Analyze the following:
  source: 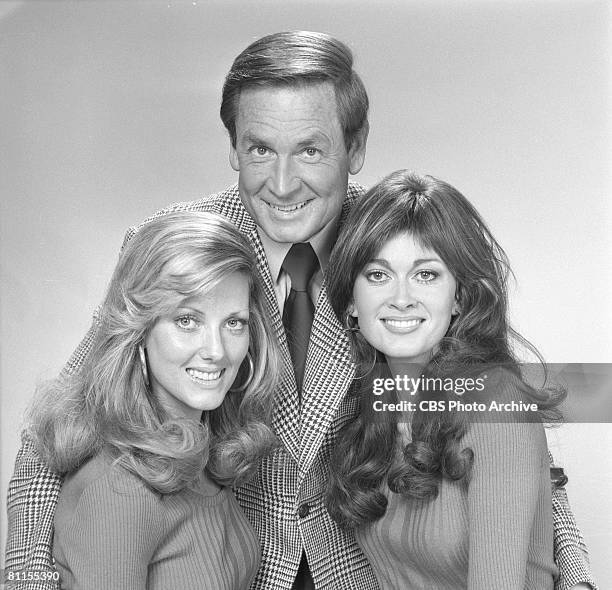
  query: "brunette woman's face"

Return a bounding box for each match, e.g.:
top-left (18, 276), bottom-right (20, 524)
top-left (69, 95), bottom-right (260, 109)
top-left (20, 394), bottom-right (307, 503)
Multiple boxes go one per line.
top-left (145, 273), bottom-right (250, 421)
top-left (350, 232), bottom-right (459, 367)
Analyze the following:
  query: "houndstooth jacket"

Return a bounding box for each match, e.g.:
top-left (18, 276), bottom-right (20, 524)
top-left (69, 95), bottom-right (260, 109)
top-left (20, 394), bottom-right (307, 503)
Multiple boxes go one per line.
top-left (6, 184), bottom-right (596, 590)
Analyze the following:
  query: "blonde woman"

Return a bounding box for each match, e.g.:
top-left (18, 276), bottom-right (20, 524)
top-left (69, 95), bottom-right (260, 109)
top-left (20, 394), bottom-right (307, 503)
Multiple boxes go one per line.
top-left (28, 212), bottom-right (280, 589)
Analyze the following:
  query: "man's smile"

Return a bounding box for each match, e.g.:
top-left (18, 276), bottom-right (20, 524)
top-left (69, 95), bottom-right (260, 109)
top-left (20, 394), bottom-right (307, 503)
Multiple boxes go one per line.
top-left (263, 198), bottom-right (314, 214)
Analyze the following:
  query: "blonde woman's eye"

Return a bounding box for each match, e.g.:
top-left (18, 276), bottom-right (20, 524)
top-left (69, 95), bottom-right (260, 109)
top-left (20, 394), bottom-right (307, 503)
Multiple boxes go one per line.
top-left (175, 315), bottom-right (197, 330)
top-left (226, 318), bottom-right (248, 331)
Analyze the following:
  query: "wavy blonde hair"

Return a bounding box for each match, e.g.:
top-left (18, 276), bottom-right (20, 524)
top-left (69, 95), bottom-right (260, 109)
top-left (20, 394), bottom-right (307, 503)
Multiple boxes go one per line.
top-left (29, 211), bottom-right (280, 493)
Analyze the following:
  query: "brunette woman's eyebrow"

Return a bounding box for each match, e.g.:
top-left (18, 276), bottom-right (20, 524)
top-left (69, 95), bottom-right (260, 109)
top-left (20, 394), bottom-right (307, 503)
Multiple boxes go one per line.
top-left (365, 257), bottom-right (442, 268)
top-left (365, 258), bottom-right (392, 269)
top-left (412, 258), bottom-right (442, 266)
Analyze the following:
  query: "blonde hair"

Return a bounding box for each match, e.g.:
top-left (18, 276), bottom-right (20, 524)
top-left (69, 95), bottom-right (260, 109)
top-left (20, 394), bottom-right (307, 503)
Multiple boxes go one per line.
top-left (29, 212), bottom-right (280, 493)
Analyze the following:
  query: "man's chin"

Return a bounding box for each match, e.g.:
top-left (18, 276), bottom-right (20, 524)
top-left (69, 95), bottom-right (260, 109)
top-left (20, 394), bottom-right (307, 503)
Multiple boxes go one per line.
top-left (263, 224), bottom-right (317, 244)
top-left (256, 209), bottom-right (321, 243)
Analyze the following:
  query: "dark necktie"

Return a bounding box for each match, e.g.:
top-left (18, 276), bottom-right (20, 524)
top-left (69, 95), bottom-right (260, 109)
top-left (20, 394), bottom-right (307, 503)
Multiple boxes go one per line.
top-left (281, 242), bottom-right (320, 394)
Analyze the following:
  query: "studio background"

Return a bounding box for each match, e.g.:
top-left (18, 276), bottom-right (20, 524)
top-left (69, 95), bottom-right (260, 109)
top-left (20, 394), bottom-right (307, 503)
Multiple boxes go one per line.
top-left (1, 0), bottom-right (610, 583)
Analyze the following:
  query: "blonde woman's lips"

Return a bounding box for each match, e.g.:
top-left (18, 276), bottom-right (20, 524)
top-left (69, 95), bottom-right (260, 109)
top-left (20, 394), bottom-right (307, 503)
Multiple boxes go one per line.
top-left (186, 368), bottom-right (225, 384)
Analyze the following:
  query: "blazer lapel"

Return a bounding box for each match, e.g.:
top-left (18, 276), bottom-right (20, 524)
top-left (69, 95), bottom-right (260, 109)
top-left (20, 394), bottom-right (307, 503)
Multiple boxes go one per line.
top-left (249, 229), bottom-right (301, 465)
top-left (212, 183), bottom-right (366, 472)
top-left (298, 282), bottom-right (355, 480)
top-left (216, 188), bottom-right (301, 464)
top-left (297, 183), bottom-right (364, 477)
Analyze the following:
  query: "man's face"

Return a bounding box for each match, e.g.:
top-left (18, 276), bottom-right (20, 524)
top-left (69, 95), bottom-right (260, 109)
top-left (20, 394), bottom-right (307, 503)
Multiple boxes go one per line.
top-left (230, 82), bottom-right (366, 243)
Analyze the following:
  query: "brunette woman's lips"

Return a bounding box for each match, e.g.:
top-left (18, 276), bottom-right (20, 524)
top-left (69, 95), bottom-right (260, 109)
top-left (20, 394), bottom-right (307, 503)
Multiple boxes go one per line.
top-left (381, 317), bottom-right (424, 334)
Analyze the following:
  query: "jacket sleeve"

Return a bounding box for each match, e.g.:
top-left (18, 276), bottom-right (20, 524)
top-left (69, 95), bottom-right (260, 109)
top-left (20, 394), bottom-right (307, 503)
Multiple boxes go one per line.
top-left (5, 224), bottom-right (132, 590)
top-left (551, 458), bottom-right (597, 590)
top-left (5, 434), bottom-right (63, 590)
top-left (4, 193), bottom-right (226, 590)
top-left (4, 302), bottom-right (104, 589)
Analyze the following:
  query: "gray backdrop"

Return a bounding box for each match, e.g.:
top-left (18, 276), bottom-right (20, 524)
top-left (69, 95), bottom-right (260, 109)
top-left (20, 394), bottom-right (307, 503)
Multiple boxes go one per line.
top-left (1, 0), bottom-right (610, 583)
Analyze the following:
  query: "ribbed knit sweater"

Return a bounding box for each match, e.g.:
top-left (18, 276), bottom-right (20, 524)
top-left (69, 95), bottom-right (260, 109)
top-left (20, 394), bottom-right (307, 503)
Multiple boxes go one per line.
top-left (355, 375), bottom-right (558, 589)
top-left (53, 454), bottom-right (259, 589)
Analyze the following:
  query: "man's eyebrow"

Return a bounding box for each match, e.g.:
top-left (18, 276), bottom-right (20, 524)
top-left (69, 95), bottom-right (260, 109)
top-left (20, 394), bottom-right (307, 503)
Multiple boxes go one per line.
top-left (295, 132), bottom-right (330, 147)
top-left (241, 131), bottom-right (266, 144)
top-left (240, 131), bottom-right (331, 147)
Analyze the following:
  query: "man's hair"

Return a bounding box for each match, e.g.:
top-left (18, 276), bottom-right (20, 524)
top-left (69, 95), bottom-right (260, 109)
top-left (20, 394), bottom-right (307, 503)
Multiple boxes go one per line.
top-left (220, 30), bottom-right (369, 150)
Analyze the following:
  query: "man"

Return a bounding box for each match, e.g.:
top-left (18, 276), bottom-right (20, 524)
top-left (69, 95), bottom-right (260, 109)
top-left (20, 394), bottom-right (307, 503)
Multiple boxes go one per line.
top-left (6, 31), bottom-right (595, 590)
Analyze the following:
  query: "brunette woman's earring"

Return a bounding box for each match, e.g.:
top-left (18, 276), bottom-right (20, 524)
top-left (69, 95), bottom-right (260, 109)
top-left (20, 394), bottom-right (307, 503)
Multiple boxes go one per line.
top-left (343, 311), bottom-right (376, 379)
top-left (452, 290), bottom-right (462, 316)
top-left (343, 312), bottom-right (360, 333)
top-left (232, 353), bottom-right (255, 392)
top-left (353, 346), bottom-right (377, 380)
top-left (139, 344), bottom-right (150, 389)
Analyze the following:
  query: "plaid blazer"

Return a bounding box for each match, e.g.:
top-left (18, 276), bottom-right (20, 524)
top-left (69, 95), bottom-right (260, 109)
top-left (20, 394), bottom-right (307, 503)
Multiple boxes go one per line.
top-left (5, 184), bottom-right (596, 590)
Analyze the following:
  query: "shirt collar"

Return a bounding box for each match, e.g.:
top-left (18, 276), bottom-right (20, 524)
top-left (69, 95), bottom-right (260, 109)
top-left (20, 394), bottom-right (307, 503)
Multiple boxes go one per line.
top-left (256, 217), bottom-right (339, 283)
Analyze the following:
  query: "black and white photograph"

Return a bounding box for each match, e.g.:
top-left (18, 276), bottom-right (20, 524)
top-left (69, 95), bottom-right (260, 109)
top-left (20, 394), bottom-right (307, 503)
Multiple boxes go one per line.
top-left (1, 1), bottom-right (610, 588)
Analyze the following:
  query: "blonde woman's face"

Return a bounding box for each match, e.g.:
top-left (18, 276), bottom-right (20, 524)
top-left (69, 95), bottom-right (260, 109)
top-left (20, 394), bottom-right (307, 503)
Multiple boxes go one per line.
top-left (145, 273), bottom-right (250, 421)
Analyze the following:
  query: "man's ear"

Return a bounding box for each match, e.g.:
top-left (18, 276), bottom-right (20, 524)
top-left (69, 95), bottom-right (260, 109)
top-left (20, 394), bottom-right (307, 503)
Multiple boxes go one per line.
top-left (348, 121), bottom-right (369, 175)
top-left (229, 141), bottom-right (240, 172)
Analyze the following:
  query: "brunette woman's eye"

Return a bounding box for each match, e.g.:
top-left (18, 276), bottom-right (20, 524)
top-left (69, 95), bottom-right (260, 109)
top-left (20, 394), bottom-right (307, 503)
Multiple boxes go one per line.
top-left (365, 270), bottom-right (389, 283)
top-left (414, 270), bottom-right (438, 283)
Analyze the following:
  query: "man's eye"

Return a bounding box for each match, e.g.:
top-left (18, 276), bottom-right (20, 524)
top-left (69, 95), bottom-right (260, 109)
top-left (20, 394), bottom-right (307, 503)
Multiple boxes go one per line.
top-left (175, 315), bottom-right (197, 330)
top-left (251, 146), bottom-right (270, 157)
top-left (301, 147), bottom-right (322, 161)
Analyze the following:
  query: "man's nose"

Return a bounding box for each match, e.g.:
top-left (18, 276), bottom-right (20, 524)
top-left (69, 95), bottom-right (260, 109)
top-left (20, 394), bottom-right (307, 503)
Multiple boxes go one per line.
top-left (269, 155), bottom-right (299, 198)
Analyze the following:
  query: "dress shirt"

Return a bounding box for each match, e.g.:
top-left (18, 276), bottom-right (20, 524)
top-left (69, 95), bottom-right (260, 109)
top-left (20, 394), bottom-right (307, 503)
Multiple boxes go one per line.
top-left (257, 219), bottom-right (338, 314)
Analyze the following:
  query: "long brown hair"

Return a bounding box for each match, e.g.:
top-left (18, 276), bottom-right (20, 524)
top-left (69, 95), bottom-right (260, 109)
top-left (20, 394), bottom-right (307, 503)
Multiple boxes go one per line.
top-left (325, 170), bottom-right (561, 528)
